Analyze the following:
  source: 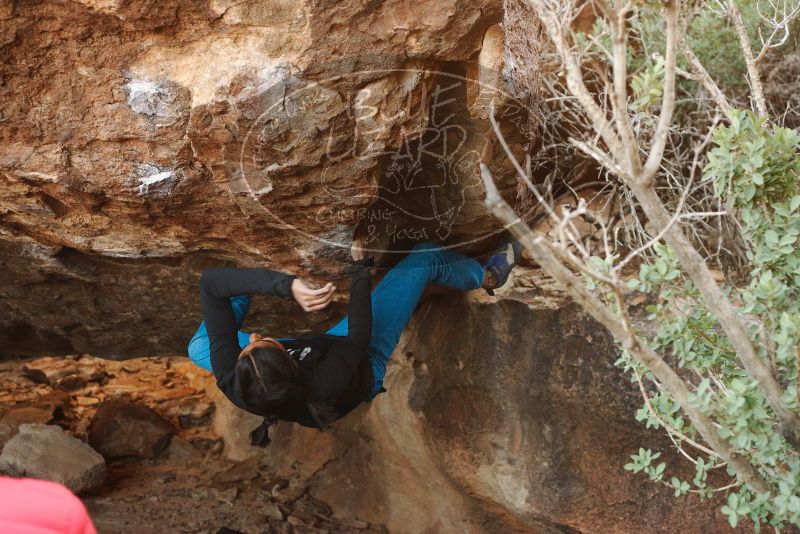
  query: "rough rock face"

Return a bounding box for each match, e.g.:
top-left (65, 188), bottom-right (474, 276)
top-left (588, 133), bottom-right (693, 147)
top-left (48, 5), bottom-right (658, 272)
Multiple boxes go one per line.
top-left (0, 0), bottom-right (530, 358)
top-left (0, 234), bottom-right (348, 357)
top-left (400, 295), bottom-right (718, 531)
top-left (0, 423), bottom-right (106, 494)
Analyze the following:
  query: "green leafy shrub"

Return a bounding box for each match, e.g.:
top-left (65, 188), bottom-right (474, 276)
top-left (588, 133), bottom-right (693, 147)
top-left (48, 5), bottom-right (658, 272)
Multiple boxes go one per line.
top-left (619, 110), bottom-right (800, 529)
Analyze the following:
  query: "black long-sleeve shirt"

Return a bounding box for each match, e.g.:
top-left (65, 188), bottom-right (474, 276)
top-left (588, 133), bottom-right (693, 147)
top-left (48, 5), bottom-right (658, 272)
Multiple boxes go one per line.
top-left (199, 260), bottom-right (374, 429)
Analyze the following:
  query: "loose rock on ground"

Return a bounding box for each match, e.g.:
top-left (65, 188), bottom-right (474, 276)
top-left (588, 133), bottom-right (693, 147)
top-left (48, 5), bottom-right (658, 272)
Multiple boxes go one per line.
top-left (0, 423), bottom-right (106, 494)
top-left (88, 400), bottom-right (174, 458)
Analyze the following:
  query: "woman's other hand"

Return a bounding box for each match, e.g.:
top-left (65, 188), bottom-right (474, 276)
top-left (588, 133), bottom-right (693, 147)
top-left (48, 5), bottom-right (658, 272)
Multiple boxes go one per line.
top-left (291, 279), bottom-right (336, 312)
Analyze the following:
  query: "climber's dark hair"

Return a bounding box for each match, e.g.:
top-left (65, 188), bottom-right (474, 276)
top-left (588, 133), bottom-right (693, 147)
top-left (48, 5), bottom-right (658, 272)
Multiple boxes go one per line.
top-left (235, 346), bottom-right (298, 409)
top-left (233, 346), bottom-right (338, 447)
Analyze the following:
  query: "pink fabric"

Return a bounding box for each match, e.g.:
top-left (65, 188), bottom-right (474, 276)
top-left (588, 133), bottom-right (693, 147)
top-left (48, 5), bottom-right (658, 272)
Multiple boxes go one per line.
top-left (0, 477), bottom-right (97, 534)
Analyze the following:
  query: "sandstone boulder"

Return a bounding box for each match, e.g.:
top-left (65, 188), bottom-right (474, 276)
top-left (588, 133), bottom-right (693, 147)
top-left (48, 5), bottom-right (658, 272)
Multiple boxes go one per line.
top-left (0, 422), bottom-right (13, 450)
top-left (0, 0), bottom-right (527, 359)
top-left (0, 424), bottom-right (105, 494)
top-left (250, 291), bottom-right (736, 533)
top-left (88, 400), bottom-right (173, 458)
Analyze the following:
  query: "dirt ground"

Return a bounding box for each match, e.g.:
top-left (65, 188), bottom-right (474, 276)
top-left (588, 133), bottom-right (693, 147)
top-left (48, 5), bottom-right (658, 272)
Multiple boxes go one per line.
top-left (0, 354), bottom-right (386, 534)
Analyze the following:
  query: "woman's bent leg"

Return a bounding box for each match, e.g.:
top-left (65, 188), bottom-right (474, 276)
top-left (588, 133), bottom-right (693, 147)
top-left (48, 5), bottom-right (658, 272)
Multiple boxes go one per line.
top-left (326, 242), bottom-right (484, 397)
top-left (187, 295), bottom-right (251, 371)
top-left (399, 241), bottom-right (484, 291)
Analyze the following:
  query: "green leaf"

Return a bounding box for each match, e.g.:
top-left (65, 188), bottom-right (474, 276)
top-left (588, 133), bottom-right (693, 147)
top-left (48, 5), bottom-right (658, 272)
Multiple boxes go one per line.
top-left (764, 229), bottom-right (779, 245)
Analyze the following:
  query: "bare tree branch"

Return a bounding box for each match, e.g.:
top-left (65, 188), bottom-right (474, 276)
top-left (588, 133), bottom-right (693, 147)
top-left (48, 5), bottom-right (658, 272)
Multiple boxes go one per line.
top-left (528, 0), bottom-right (625, 161)
top-left (727, 0), bottom-right (770, 117)
top-left (481, 163), bottom-right (773, 495)
top-left (641, 0), bottom-right (680, 184)
top-left (681, 42), bottom-right (734, 115)
top-left (632, 367), bottom-right (720, 459)
top-left (754, 0), bottom-right (800, 63)
top-left (610, 0), bottom-right (643, 175)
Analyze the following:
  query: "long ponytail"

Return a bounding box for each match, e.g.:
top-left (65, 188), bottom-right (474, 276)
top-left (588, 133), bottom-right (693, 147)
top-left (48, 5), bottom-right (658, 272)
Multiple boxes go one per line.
top-left (249, 415), bottom-right (277, 447)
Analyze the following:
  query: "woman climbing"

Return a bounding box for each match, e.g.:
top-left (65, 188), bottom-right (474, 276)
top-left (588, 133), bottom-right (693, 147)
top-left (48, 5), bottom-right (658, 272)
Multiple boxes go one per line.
top-left (187, 239), bottom-right (521, 445)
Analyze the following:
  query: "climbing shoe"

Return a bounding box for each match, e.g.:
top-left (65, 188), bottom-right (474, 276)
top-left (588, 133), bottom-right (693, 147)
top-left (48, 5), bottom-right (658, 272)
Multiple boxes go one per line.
top-left (483, 237), bottom-right (522, 295)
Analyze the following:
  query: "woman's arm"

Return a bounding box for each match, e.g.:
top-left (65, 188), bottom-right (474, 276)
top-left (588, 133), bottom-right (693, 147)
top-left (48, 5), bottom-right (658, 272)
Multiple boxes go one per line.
top-left (295, 259), bottom-right (374, 416)
top-left (200, 268), bottom-right (296, 381)
top-left (200, 268), bottom-right (295, 301)
top-left (344, 257), bottom-right (373, 350)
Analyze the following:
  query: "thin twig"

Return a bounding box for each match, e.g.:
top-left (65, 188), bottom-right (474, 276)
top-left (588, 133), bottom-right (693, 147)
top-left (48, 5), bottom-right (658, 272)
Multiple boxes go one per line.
top-left (728, 0), bottom-right (770, 117)
top-left (633, 367), bottom-right (720, 458)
